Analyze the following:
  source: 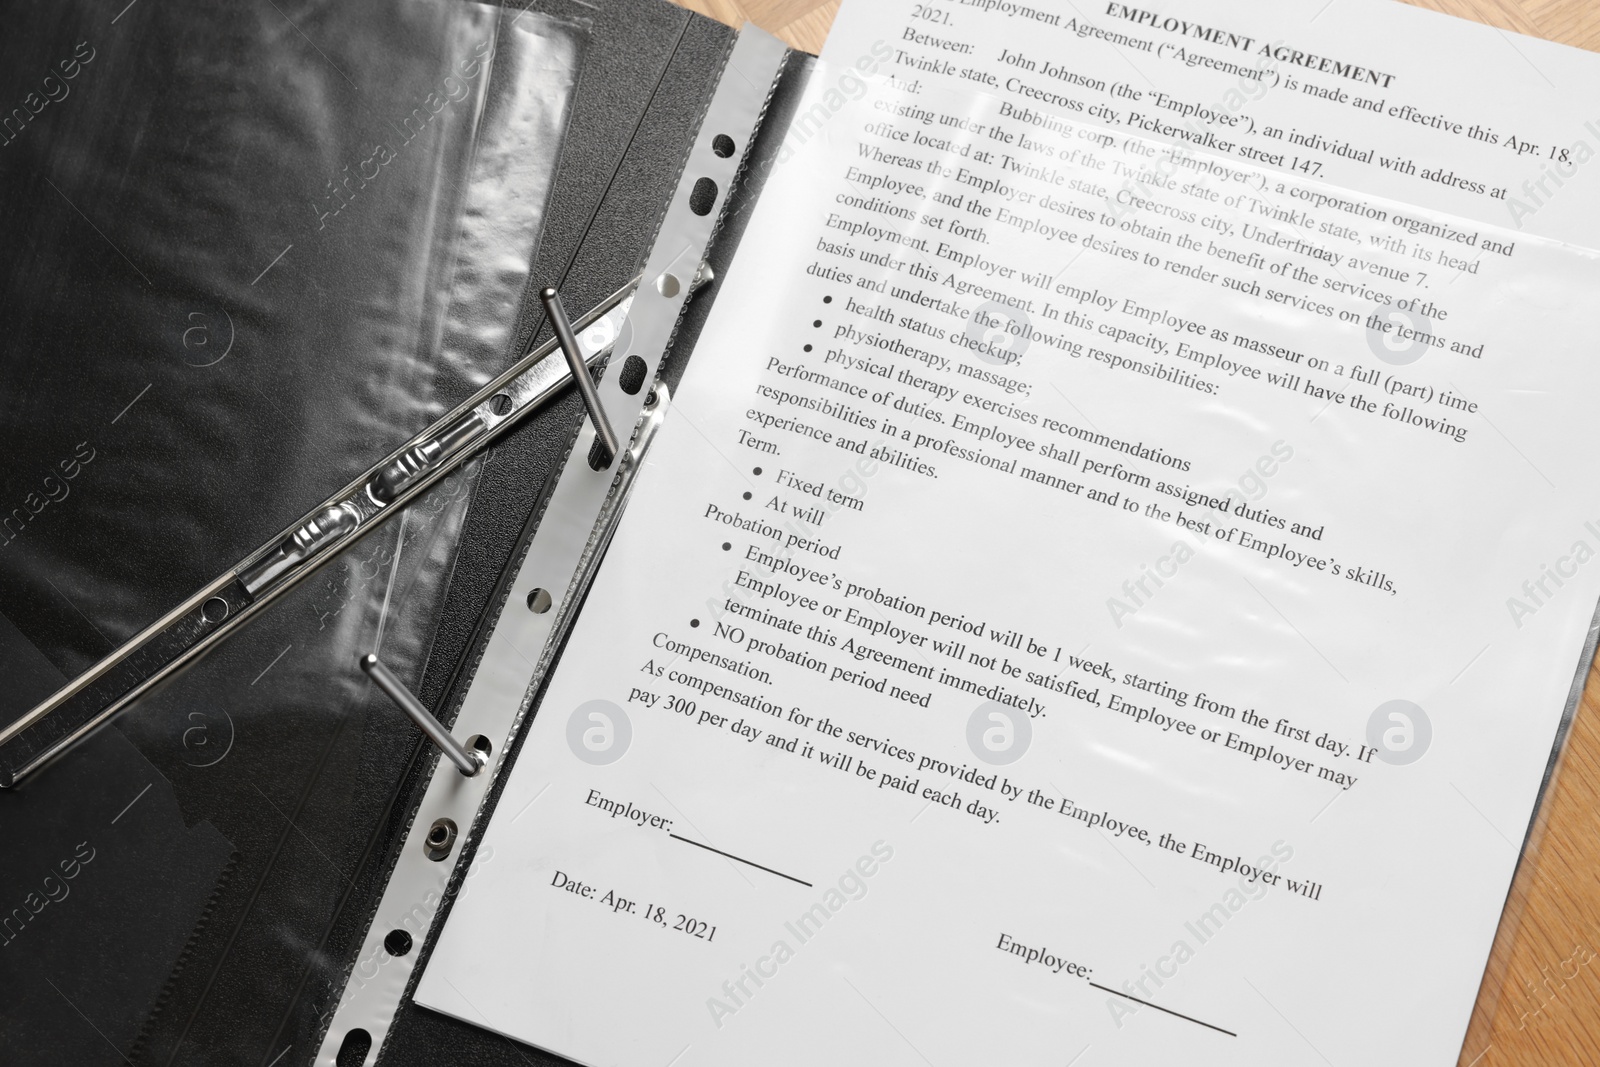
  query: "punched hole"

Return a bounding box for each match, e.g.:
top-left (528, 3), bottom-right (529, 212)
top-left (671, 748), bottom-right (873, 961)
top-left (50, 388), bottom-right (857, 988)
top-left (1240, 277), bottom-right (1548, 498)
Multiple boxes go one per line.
top-left (336, 1029), bottom-right (372, 1067)
top-left (489, 393), bottom-right (514, 416)
top-left (468, 734), bottom-right (492, 758)
top-left (201, 597), bottom-right (230, 624)
top-left (527, 587), bottom-right (553, 613)
top-left (383, 929), bottom-right (413, 957)
top-left (619, 355), bottom-right (648, 395)
top-left (688, 176), bottom-right (718, 216)
top-left (588, 436), bottom-right (613, 472)
top-left (712, 133), bottom-right (736, 158)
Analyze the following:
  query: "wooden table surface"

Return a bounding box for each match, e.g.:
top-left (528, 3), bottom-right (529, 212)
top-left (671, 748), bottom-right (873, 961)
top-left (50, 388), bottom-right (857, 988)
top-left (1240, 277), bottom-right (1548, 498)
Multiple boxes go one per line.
top-left (668, 0), bottom-right (1600, 1063)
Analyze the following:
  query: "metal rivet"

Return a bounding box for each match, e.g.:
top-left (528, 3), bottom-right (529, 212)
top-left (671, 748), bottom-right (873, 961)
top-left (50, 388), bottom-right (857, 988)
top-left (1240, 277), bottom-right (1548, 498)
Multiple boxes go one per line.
top-left (424, 818), bottom-right (457, 861)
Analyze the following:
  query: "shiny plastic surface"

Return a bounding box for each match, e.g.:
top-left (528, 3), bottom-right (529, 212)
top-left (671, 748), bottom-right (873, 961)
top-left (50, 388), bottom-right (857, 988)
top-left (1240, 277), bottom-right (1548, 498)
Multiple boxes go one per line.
top-left (409, 47), bottom-right (1600, 1067)
top-left (0, 2), bottom-right (584, 1063)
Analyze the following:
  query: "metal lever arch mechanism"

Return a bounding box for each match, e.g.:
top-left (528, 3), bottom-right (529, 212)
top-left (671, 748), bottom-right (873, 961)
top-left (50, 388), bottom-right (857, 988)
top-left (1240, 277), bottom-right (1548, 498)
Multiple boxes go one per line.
top-left (360, 654), bottom-right (484, 777)
top-left (0, 274), bottom-right (669, 786)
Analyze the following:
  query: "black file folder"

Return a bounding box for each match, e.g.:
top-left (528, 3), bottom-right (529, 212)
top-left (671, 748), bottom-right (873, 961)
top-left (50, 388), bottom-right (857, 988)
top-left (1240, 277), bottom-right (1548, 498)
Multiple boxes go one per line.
top-left (0, 1), bottom-right (810, 1064)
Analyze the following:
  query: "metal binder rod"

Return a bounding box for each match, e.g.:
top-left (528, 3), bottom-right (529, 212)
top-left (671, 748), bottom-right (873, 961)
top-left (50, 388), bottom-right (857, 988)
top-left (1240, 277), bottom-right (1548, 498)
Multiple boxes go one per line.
top-left (360, 654), bottom-right (483, 777)
top-left (543, 287), bottom-right (620, 466)
top-left (0, 272), bottom-right (714, 787)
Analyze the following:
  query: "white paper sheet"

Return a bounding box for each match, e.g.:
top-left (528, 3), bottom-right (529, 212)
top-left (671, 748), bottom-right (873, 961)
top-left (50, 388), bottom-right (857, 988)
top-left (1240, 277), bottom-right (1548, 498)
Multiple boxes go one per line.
top-left (417, 3), bottom-right (1600, 1064)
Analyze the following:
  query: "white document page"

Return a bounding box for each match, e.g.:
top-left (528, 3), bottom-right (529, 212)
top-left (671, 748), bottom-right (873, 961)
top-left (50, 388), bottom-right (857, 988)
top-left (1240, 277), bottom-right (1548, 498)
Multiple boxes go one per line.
top-left (417, 3), bottom-right (1600, 1065)
top-left (825, 0), bottom-right (1600, 245)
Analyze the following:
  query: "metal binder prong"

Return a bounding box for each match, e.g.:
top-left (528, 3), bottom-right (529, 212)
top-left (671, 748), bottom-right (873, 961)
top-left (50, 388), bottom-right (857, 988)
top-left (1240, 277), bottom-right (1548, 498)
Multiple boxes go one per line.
top-left (359, 654), bottom-right (484, 777)
top-left (541, 286), bottom-right (622, 468)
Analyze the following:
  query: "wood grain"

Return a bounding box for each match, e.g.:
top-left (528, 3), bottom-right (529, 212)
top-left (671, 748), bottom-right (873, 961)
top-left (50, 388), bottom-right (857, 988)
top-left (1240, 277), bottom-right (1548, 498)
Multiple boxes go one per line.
top-left (667, 1), bottom-right (1600, 1062)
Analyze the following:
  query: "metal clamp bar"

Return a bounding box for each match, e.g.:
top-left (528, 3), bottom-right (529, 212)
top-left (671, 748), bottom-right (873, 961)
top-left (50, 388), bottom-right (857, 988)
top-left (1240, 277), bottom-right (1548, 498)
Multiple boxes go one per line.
top-left (0, 279), bottom-right (640, 786)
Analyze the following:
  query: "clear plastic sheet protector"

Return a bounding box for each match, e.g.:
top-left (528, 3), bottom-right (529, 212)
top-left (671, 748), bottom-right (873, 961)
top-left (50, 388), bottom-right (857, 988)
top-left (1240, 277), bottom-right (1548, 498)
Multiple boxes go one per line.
top-left (416, 54), bottom-right (1600, 1067)
top-left (0, 2), bottom-right (584, 1064)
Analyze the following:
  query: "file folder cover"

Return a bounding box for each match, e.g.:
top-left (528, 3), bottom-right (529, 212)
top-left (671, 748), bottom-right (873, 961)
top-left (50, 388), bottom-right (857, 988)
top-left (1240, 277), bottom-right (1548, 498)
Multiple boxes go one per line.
top-left (0, 1), bottom-right (785, 1063)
